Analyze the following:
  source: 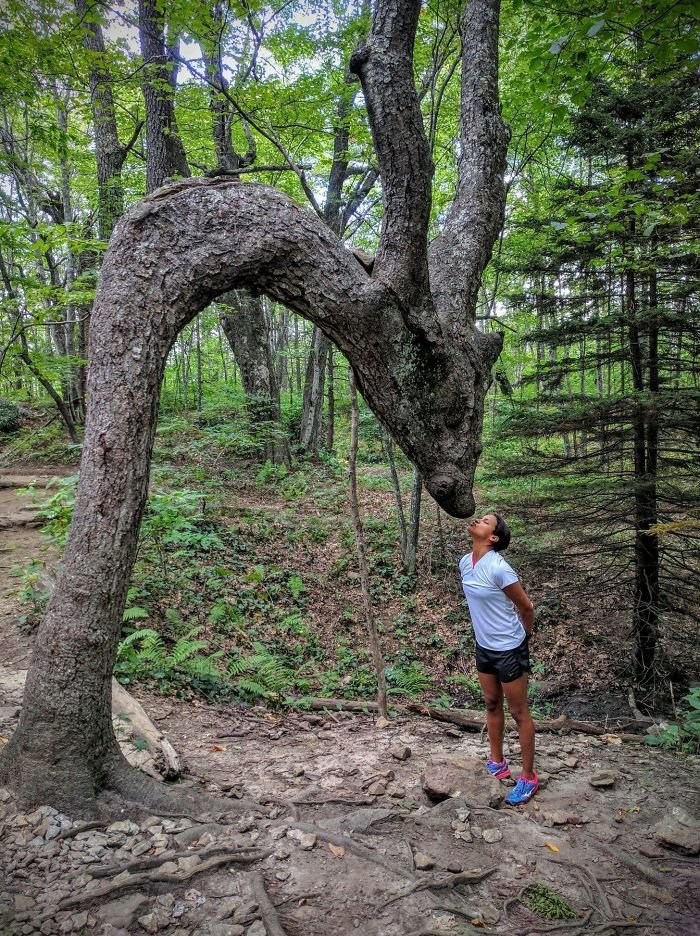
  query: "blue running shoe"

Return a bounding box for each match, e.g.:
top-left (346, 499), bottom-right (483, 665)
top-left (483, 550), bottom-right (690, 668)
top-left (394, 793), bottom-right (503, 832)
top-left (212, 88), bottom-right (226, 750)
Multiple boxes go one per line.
top-left (486, 758), bottom-right (511, 781)
top-left (505, 773), bottom-right (539, 805)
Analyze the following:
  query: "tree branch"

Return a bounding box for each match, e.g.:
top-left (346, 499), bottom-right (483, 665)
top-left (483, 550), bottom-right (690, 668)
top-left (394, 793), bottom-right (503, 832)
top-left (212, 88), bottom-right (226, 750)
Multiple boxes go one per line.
top-left (350, 0), bottom-right (433, 307)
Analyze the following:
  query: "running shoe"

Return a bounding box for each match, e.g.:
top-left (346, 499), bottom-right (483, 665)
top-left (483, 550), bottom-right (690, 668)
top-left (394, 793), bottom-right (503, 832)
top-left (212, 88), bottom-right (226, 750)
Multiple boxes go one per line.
top-left (505, 773), bottom-right (539, 805)
top-left (486, 758), bottom-right (511, 780)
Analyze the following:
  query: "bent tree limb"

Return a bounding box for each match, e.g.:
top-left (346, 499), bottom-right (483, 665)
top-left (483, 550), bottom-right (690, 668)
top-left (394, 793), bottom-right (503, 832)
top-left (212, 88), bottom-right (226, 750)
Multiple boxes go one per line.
top-left (0, 0), bottom-right (509, 816)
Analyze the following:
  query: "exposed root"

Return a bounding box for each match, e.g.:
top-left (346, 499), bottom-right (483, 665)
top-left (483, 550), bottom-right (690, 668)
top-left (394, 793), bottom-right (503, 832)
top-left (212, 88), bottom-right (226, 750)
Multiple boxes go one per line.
top-left (289, 821), bottom-right (415, 881)
top-left (58, 820), bottom-right (107, 840)
top-left (85, 843), bottom-right (263, 879)
top-left (250, 871), bottom-right (289, 936)
top-left (105, 755), bottom-right (262, 819)
top-left (543, 854), bottom-right (613, 919)
top-left (57, 847), bottom-right (271, 911)
top-left (386, 867), bottom-right (497, 905)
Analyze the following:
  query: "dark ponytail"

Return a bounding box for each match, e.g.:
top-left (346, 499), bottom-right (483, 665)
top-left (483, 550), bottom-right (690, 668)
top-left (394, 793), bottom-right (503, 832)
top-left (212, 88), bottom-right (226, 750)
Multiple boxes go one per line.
top-left (492, 514), bottom-right (511, 552)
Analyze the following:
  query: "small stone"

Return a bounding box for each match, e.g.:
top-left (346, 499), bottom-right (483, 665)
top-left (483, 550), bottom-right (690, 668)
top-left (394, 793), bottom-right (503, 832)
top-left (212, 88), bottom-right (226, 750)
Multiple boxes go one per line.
top-left (158, 862), bottom-right (178, 874)
top-left (96, 891), bottom-right (149, 929)
top-left (482, 828), bottom-right (503, 844)
top-left (270, 825), bottom-right (288, 841)
top-left (639, 844), bottom-right (665, 859)
top-left (178, 855), bottom-right (202, 872)
top-left (246, 921), bottom-right (266, 936)
top-left (589, 770), bottom-right (616, 788)
top-left (542, 811), bottom-right (569, 826)
top-left (137, 913), bottom-right (161, 934)
top-left (375, 716), bottom-right (390, 729)
top-left (444, 728), bottom-right (462, 738)
top-left (388, 745), bottom-right (411, 761)
top-left (367, 781), bottom-right (386, 796)
top-left (131, 840), bottom-right (151, 857)
top-left (106, 820), bottom-right (140, 836)
top-left (563, 756), bottom-right (579, 768)
top-left (413, 852), bottom-right (435, 870)
top-left (446, 862), bottom-right (462, 873)
top-left (14, 895), bottom-right (36, 911)
top-left (214, 896), bottom-right (242, 921)
top-left (142, 815), bottom-right (162, 829)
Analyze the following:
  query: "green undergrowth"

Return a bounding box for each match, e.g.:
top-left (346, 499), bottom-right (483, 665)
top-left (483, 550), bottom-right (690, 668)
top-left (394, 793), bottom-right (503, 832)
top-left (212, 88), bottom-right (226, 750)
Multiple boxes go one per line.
top-left (10, 409), bottom-right (568, 713)
top-left (519, 882), bottom-right (578, 921)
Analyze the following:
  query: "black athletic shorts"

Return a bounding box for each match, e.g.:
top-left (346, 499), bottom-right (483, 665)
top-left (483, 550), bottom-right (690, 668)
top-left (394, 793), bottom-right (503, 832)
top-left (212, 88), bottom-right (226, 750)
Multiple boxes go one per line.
top-left (475, 637), bottom-right (531, 683)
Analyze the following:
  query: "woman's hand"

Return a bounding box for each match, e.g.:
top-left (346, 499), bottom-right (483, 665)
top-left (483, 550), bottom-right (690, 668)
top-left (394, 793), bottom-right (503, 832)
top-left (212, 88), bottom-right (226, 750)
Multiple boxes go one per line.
top-left (502, 582), bottom-right (535, 635)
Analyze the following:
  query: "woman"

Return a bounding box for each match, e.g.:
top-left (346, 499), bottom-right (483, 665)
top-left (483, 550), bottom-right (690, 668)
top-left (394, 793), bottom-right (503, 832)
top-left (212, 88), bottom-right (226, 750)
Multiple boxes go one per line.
top-left (459, 513), bottom-right (538, 805)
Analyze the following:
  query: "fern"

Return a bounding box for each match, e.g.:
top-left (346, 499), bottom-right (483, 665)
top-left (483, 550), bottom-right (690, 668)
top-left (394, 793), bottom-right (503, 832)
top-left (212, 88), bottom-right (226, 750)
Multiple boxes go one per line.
top-left (227, 643), bottom-right (294, 700)
top-left (386, 663), bottom-right (434, 698)
top-left (122, 606), bottom-right (149, 622)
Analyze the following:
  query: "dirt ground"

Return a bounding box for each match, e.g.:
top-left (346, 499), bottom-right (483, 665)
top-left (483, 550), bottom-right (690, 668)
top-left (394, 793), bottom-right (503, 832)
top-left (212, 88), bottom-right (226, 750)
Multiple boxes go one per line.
top-left (1, 472), bottom-right (699, 936)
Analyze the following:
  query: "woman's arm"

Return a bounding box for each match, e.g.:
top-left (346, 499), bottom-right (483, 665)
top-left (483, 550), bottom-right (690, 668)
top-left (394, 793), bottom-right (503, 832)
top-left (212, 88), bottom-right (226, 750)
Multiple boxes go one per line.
top-left (503, 582), bottom-right (535, 635)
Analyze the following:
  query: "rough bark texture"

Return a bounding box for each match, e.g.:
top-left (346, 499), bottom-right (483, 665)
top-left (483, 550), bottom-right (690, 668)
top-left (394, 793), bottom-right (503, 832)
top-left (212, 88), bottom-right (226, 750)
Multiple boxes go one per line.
top-left (138, 0), bottom-right (190, 193)
top-left (220, 292), bottom-right (290, 465)
top-left (0, 0), bottom-right (509, 815)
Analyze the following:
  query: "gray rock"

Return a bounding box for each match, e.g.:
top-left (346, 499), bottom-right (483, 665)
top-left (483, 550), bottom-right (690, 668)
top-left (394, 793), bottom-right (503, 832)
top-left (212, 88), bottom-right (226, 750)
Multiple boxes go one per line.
top-left (388, 744), bottom-right (411, 761)
top-left (413, 852), bottom-right (435, 870)
top-left (654, 817), bottom-right (700, 856)
top-left (96, 892), bottom-right (150, 928)
top-left (178, 855), bottom-right (202, 872)
top-left (421, 758), bottom-right (503, 807)
top-left (204, 876), bottom-right (240, 898)
top-left (246, 922), bottom-right (266, 936)
top-left (482, 828), bottom-right (503, 844)
top-left (106, 821), bottom-right (140, 836)
top-left (214, 896), bottom-right (242, 921)
top-left (367, 781), bottom-right (387, 796)
top-left (131, 840), bottom-right (151, 857)
top-left (14, 895), bottom-right (36, 911)
top-left (589, 770), bottom-right (616, 788)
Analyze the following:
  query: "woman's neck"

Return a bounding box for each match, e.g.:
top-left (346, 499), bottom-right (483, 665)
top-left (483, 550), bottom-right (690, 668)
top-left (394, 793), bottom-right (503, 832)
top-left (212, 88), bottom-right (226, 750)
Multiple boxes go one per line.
top-left (471, 543), bottom-right (493, 562)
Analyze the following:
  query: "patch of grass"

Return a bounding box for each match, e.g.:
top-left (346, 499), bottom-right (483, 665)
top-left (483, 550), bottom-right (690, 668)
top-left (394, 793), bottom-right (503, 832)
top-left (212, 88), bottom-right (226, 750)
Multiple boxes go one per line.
top-left (520, 883), bottom-right (578, 921)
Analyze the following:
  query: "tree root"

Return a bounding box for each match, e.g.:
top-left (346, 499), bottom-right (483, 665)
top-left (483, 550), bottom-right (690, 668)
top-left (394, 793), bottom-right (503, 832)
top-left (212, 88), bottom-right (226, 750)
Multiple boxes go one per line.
top-left (386, 867), bottom-right (497, 905)
top-left (85, 843), bottom-right (264, 879)
top-left (288, 820), bottom-right (415, 881)
top-left (58, 820), bottom-right (108, 840)
top-left (57, 847), bottom-right (271, 911)
top-left (542, 854), bottom-right (613, 919)
top-left (250, 871), bottom-right (289, 936)
top-left (105, 755), bottom-right (262, 819)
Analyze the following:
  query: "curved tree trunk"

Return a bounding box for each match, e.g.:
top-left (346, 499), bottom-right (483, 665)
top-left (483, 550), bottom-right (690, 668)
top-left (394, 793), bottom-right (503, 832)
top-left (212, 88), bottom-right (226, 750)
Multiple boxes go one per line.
top-left (0, 0), bottom-right (508, 816)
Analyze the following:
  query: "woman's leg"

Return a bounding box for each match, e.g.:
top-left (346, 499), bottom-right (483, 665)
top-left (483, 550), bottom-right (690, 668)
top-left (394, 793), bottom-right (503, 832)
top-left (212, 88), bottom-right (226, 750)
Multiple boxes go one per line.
top-left (502, 674), bottom-right (535, 776)
top-left (478, 672), bottom-right (505, 763)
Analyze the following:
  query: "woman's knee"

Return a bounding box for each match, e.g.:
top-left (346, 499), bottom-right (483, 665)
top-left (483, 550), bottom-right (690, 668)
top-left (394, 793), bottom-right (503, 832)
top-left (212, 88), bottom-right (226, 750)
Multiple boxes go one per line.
top-left (484, 695), bottom-right (503, 713)
top-left (509, 704), bottom-right (532, 724)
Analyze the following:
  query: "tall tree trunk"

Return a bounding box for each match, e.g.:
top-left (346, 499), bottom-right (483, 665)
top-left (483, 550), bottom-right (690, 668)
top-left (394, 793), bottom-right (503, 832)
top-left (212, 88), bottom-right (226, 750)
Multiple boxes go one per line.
top-left (348, 371), bottom-right (388, 719)
top-left (402, 467), bottom-right (423, 576)
top-left (138, 0), bottom-right (190, 193)
top-left (299, 328), bottom-right (329, 454)
top-left (325, 346), bottom-right (335, 452)
top-left (220, 292), bottom-right (290, 465)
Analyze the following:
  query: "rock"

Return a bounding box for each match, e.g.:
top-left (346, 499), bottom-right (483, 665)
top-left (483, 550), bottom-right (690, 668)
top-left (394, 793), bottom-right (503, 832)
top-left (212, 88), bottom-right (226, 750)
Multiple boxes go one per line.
top-left (444, 728), bottom-right (462, 738)
top-left (367, 781), bottom-right (387, 796)
top-left (233, 901), bottom-right (260, 925)
top-left (178, 855), bottom-right (202, 873)
top-left (137, 912), bottom-right (163, 934)
top-left (106, 820), bottom-right (140, 836)
top-left (14, 895), bottom-right (36, 911)
top-left (421, 758), bottom-right (503, 807)
top-left (563, 756), bottom-right (579, 768)
top-left (654, 817), bottom-right (700, 856)
top-left (482, 828), bottom-right (503, 844)
top-left (413, 852), bottom-right (435, 870)
top-left (589, 770), bottom-right (616, 788)
top-left (96, 892), bottom-right (150, 928)
top-left (246, 921), bottom-right (266, 936)
top-left (174, 823), bottom-right (224, 846)
top-left (375, 717), bottom-right (391, 729)
top-left (203, 877), bottom-right (241, 900)
top-left (131, 840), bottom-right (151, 857)
top-left (214, 896), bottom-right (243, 921)
top-left (639, 844), bottom-right (665, 859)
top-left (388, 745), bottom-right (411, 761)
top-left (542, 811), bottom-right (569, 826)
top-left (158, 861), bottom-right (179, 874)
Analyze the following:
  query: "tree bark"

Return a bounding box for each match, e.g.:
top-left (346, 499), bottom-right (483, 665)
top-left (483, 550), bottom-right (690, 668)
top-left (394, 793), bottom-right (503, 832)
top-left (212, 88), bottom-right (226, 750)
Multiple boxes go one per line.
top-left (1, 0), bottom-right (509, 814)
top-left (299, 327), bottom-right (330, 454)
top-left (138, 0), bottom-right (190, 193)
top-left (220, 292), bottom-right (290, 466)
top-left (348, 371), bottom-right (388, 719)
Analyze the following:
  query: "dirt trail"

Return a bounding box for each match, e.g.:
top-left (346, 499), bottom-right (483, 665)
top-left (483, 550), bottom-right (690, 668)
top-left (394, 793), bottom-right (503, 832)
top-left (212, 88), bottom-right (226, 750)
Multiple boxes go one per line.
top-left (0, 468), bottom-right (698, 936)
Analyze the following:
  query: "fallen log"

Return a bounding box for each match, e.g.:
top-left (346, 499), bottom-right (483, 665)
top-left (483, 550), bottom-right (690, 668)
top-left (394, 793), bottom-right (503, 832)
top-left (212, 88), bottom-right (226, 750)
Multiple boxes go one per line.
top-left (284, 697), bottom-right (645, 740)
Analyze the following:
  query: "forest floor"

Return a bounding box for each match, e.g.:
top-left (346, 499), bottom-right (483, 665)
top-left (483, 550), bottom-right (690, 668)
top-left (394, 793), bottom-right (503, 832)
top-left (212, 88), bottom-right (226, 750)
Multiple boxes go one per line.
top-left (1, 469), bottom-right (699, 936)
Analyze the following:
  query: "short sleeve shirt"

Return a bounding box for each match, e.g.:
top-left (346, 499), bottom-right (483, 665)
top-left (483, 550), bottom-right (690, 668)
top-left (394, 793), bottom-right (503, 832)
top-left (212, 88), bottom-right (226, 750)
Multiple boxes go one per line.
top-left (458, 550), bottom-right (525, 651)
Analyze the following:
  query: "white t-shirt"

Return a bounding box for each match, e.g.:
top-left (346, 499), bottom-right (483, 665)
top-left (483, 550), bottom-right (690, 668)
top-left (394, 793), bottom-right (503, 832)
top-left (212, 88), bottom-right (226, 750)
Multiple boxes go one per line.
top-left (459, 549), bottom-right (524, 651)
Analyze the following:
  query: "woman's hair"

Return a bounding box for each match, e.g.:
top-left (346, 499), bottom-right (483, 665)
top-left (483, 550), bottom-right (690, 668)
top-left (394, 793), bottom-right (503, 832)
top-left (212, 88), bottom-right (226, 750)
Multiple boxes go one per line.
top-left (492, 514), bottom-right (511, 552)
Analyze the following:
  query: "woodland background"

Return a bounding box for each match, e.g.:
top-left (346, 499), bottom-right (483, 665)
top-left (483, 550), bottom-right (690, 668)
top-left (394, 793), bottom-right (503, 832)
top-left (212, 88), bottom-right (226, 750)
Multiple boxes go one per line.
top-left (0, 0), bottom-right (698, 728)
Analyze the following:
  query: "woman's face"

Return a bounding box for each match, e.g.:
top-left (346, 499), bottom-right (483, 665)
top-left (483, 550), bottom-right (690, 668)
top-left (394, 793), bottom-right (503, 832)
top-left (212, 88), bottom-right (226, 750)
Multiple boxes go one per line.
top-left (468, 513), bottom-right (498, 541)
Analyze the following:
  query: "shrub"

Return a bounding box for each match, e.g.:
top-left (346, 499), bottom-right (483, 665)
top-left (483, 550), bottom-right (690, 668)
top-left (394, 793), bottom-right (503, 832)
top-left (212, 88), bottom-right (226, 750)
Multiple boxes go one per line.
top-left (0, 399), bottom-right (21, 433)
